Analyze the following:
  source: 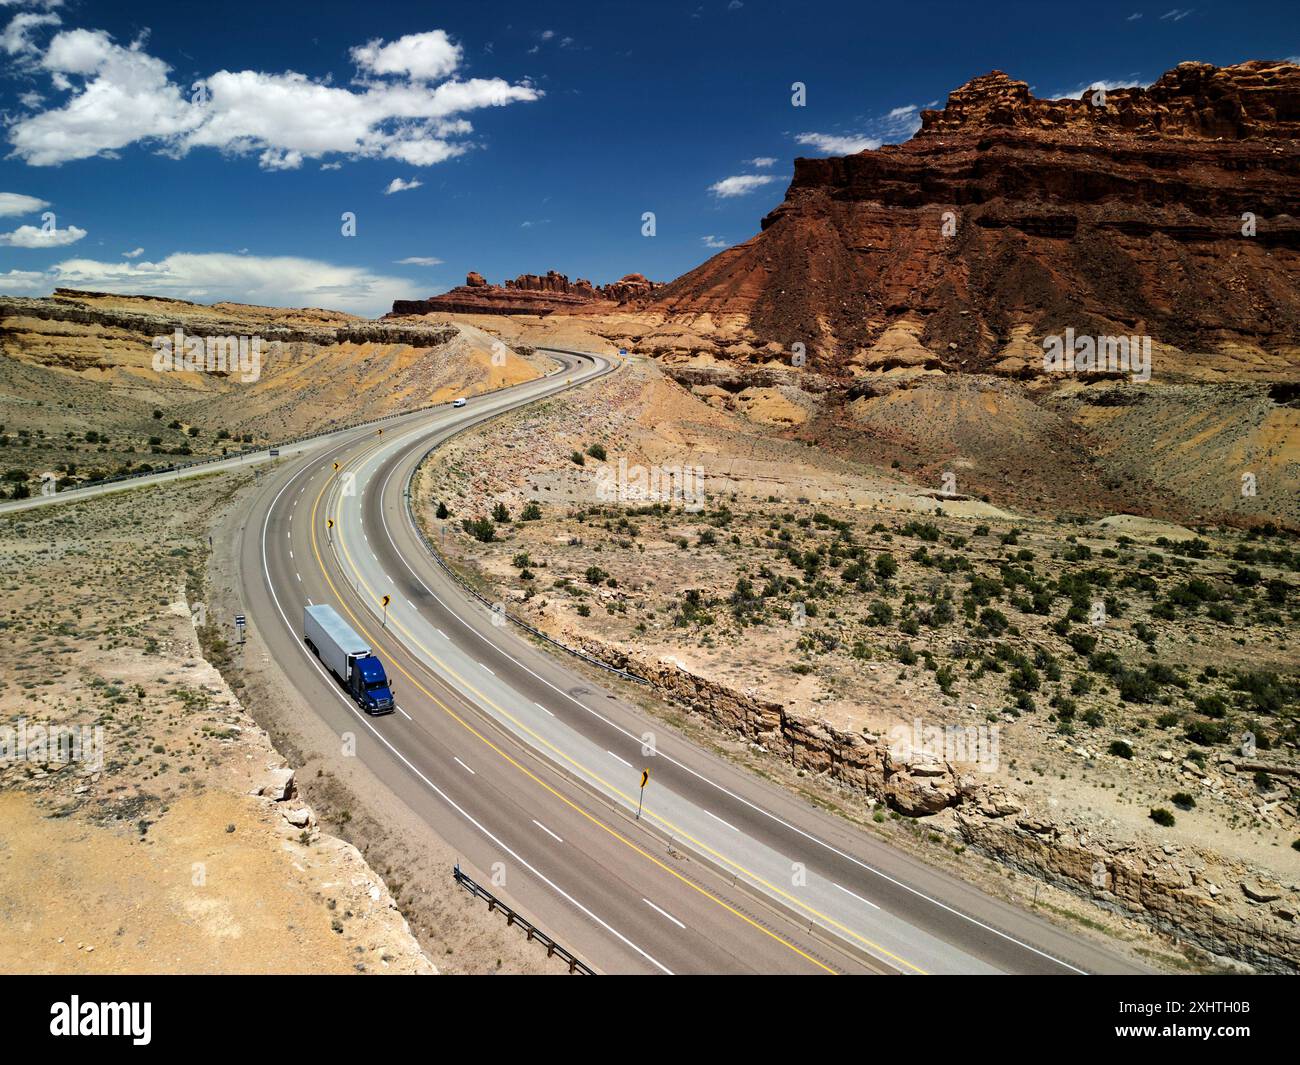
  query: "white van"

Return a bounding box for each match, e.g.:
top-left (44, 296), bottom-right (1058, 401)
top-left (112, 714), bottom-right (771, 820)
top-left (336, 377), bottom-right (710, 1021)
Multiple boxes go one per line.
top-left (453, 397), bottom-right (467, 408)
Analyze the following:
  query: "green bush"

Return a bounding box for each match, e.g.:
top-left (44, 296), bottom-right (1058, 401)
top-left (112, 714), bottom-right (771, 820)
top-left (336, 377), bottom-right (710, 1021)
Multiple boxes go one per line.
top-left (1149, 808), bottom-right (1175, 827)
top-left (1108, 739), bottom-right (1133, 759)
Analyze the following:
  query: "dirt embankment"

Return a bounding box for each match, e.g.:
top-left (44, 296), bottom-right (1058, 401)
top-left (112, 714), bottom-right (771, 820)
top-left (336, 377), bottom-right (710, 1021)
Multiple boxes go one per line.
top-left (0, 474), bottom-right (433, 973)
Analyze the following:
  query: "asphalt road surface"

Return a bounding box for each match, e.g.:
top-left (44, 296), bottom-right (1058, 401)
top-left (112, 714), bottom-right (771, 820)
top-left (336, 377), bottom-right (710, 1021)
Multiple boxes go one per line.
top-left (11, 349), bottom-right (1154, 975)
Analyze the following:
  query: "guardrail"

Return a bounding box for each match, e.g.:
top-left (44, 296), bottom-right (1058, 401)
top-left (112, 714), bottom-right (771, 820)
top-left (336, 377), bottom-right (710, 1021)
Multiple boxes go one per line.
top-left (452, 863), bottom-right (595, 974)
top-left (401, 348), bottom-right (650, 685)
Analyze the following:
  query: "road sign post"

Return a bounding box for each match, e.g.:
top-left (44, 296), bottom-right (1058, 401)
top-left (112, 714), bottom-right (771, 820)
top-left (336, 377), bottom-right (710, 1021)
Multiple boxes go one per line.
top-left (326, 517), bottom-right (334, 544)
top-left (636, 768), bottom-right (649, 820)
top-left (234, 613), bottom-right (246, 645)
top-left (382, 594), bottom-right (391, 627)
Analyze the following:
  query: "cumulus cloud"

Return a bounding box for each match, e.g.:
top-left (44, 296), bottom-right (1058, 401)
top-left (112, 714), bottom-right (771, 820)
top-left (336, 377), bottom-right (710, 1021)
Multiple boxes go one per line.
top-left (8, 26), bottom-right (542, 168)
top-left (708, 173), bottom-right (778, 197)
top-left (0, 222), bottom-right (85, 246)
top-left (384, 176), bottom-right (423, 194)
top-left (395, 256), bottom-right (443, 265)
top-left (123, 246), bottom-right (143, 258)
top-left (701, 235), bottom-right (728, 248)
top-left (747, 156), bottom-right (776, 167)
top-left (350, 29), bottom-right (461, 81)
top-left (0, 191), bottom-right (50, 216)
top-left (793, 132), bottom-right (880, 156)
top-left (30, 252), bottom-right (420, 316)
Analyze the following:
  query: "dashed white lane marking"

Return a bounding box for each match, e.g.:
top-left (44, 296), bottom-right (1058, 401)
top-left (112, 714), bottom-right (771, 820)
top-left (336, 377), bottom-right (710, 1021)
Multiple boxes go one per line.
top-left (437, 629), bottom-right (448, 639)
top-left (398, 705), bottom-right (413, 721)
top-left (453, 756), bottom-right (475, 775)
top-left (534, 702), bottom-right (554, 717)
top-left (607, 750), bottom-right (633, 769)
top-left (643, 898), bottom-right (685, 929)
top-left (704, 809), bottom-right (738, 832)
top-left (289, 550), bottom-right (293, 559)
top-left (295, 573), bottom-right (302, 583)
top-left (478, 663), bottom-right (495, 676)
top-left (532, 819), bottom-right (563, 843)
top-left (834, 882), bottom-right (881, 910)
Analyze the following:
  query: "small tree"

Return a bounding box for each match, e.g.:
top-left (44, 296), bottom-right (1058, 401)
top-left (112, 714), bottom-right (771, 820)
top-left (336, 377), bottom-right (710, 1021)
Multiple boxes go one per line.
top-left (492, 501), bottom-right (511, 523)
top-left (436, 501), bottom-right (449, 520)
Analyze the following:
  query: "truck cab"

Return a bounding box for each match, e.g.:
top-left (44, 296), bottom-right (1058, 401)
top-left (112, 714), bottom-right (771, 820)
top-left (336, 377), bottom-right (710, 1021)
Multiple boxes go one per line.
top-left (350, 654), bottom-right (394, 714)
top-left (453, 397), bottom-right (467, 408)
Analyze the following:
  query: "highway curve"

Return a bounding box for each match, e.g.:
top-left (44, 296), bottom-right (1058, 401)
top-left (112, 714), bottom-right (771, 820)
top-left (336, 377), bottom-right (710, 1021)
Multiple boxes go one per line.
top-left (225, 349), bottom-right (1151, 975)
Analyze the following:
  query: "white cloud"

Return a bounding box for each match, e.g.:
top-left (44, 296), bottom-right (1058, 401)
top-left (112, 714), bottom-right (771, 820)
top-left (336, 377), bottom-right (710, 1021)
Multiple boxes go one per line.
top-left (8, 27), bottom-right (542, 168)
top-left (0, 191), bottom-right (50, 216)
top-left (395, 256), bottom-right (443, 266)
top-left (708, 173), bottom-right (778, 197)
top-left (34, 252), bottom-right (420, 316)
top-left (519, 218), bottom-right (550, 227)
top-left (350, 30), bottom-right (461, 81)
top-left (384, 176), bottom-right (423, 194)
top-left (123, 246), bottom-right (143, 258)
top-left (1, 10), bottom-right (59, 56)
top-left (1160, 8), bottom-right (1193, 20)
top-left (1127, 12), bottom-right (1143, 19)
top-left (1049, 77), bottom-right (1148, 100)
top-left (320, 161), bottom-right (342, 170)
top-left (747, 156), bottom-right (776, 167)
top-left (0, 222), bottom-right (85, 246)
top-left (793, 132), bottom-right (880, 156)
top-left (701, 235), bottom-right (728, 248)
top-left (0, 268), bottom-right (51, 292)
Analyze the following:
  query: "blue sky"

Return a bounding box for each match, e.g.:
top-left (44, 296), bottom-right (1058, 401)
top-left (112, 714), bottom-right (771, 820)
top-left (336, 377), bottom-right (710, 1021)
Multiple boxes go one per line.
top-left (0, 0), bottom-right (1296, 315)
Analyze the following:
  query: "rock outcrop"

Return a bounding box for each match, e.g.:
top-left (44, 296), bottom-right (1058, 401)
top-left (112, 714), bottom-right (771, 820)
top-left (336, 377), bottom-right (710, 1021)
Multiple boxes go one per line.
top-left (646, 60), bottom-right (1300, 377)
top-left (566, 631), bottom-right (1300, 972)
top-left (390, 270), bottom-right (661, 317)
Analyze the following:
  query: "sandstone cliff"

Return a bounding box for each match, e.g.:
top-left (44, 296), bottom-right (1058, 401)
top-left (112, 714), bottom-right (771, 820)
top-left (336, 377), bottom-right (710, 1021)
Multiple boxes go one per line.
top-left (647, 60), bottom-right (1300, 379)
top-left (391, 270), bottom-right (661, 317)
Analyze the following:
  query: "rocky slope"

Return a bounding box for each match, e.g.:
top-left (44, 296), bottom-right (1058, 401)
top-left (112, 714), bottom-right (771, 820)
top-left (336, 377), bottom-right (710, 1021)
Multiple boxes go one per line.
top-left (645, 60), bottom-right (1300, 379)
top-left (391, 270), bottom-right (660, 316)
top-left (0, 288), bottom-right (548, 496)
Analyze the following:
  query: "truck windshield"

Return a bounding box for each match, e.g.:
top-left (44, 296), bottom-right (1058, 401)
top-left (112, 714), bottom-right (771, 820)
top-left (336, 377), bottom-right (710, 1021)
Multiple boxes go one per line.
top-left (365, 680), bottom-right (388, 691)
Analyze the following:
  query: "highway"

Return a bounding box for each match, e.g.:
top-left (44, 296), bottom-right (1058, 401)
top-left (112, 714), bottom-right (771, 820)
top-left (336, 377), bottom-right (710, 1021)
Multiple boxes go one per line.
top-left (229, 348), bottom-right (1152, 975)
top-left (7, 349), bottom-right (1152, 974)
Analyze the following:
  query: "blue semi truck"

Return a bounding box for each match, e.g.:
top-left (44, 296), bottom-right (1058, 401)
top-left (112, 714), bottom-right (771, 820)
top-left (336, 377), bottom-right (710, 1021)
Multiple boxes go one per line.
top-left (303, 603), bottom-right (395, 715)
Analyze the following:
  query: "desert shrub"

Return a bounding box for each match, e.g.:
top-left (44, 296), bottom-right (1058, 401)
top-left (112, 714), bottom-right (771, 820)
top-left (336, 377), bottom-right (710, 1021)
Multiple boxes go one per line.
top-left (462, 517), bottom-right (495, 543)
top-left (1184, 719), bottom-right (1230, 745)
top-left (1149, 808), bottom-right (1175, 827)
top-left (1171, 792), bottom-right (1196, 811)
top-left (1108, 739), bottom-right (1133, 759)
